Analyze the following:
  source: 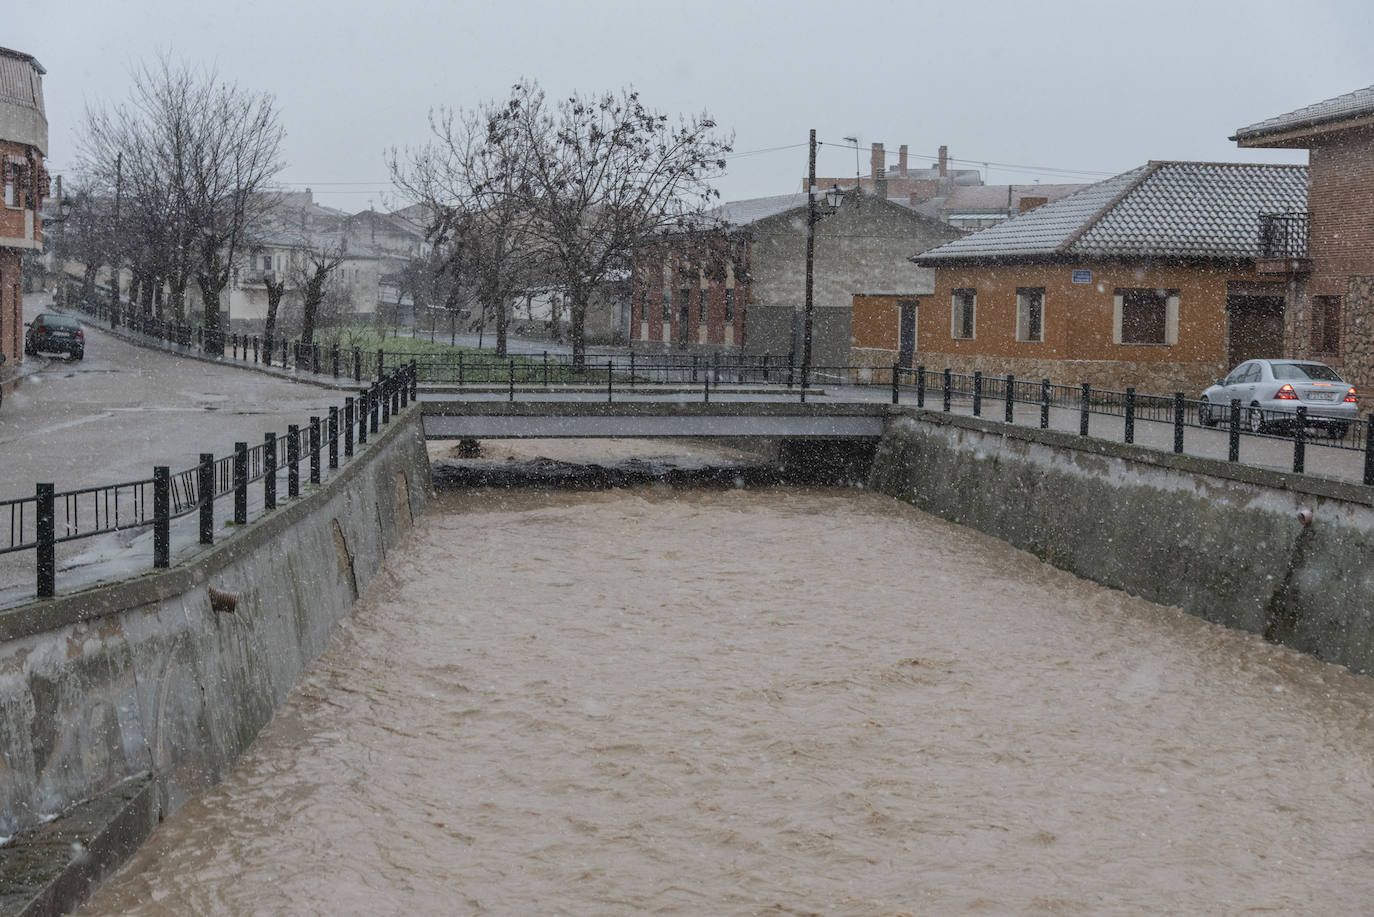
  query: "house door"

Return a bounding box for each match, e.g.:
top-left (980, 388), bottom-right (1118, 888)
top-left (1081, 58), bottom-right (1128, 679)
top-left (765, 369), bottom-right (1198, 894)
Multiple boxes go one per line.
top-left (1226, 295), bottom-right (1285, 367)
top-left (897, 299), bottom-right (917, 368)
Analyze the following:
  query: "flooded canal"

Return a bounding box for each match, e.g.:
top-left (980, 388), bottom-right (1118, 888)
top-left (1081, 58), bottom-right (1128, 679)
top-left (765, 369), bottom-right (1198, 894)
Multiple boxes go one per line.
top-left (78, 471), bottom-right (1374, 914)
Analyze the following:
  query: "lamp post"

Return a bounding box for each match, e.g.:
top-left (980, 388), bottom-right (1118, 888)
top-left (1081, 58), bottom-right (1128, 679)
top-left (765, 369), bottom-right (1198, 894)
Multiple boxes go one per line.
top-left (802, 129), bottom-right (845, 389)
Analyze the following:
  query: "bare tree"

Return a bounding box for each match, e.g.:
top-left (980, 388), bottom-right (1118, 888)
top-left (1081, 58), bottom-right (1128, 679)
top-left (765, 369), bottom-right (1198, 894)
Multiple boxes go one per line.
top-left (77, 56), bottom-right (284, 352)
top-left (390, 102), bottom-right (541, 358)
top-left (501, 81), bottom-right (732, 368)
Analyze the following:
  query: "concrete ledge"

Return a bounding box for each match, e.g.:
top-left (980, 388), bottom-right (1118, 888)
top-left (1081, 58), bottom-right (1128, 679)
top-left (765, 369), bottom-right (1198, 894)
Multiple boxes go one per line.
top-left (0, 775), bottom-right (156, 917)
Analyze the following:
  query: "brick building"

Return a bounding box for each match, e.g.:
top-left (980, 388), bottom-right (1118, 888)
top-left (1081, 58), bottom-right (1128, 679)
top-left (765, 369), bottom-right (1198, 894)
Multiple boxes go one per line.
top-left (871, 161), bottom-right (1307, 393)
top-left (1232, 85), bottom-right (1374, 392)
top-left (0, 47), bottom-right (47, 364)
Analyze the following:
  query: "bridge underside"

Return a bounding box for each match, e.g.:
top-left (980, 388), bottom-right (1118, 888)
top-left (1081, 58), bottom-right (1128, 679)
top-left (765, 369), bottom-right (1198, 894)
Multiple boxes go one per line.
top-left (420, 401), bottom-right (889, 440)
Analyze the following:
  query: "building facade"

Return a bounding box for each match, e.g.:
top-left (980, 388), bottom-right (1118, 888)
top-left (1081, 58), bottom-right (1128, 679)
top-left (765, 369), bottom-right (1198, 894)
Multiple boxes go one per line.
top-left (865, 161), bottom-right (1308, 392)
top-left (631, 190), bottom-right (964, 364)
top-left (0, 47), bottom-right (47, 364)
top-left (1232, 84), bottom-right (1374, 392)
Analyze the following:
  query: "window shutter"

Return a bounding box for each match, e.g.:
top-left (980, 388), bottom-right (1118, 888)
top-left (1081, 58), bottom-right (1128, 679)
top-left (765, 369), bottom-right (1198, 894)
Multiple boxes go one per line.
top-left (1165, 294), bottom-right (1179, 346)
top-left (1112, 294), bottom-right (1123, 345)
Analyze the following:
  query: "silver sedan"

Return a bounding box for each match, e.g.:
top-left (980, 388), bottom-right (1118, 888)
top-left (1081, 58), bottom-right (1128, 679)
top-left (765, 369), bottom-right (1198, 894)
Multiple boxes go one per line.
top-left (1199, 359), bottom-right (1358, 435)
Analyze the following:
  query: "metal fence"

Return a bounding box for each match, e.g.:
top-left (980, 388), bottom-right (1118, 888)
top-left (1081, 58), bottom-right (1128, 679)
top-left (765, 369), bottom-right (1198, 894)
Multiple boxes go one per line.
top-left (1, 364), bottom-right (417, 599)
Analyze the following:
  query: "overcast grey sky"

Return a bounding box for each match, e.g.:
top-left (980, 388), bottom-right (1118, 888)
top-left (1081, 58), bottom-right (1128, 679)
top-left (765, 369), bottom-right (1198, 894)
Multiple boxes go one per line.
top-left (12, 0), bottom-right (1371, 212)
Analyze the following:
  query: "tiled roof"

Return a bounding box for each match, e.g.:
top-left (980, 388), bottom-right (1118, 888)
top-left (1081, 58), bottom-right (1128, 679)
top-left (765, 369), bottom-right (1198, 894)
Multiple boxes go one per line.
top-left (1232, 85), bottom-right (1374, 142)
top-left (914, 161), bottom-right (1307, 263)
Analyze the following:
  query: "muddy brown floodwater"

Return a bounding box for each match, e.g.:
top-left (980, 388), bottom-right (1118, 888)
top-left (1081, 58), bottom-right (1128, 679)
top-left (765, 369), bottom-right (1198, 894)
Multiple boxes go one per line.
top-left (79, 480), bottom-right (1374, 915)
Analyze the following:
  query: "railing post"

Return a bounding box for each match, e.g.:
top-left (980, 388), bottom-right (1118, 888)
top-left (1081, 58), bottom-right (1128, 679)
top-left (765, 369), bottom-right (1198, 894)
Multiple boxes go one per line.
top-left (916, 365), bottom-right (925, 408)
top-left (312, 343), bottom-right (320, 375)
top-left (942, 368), bottom-right (952, 412)
top-left (1041, 378), bottom-right (1050, 429)
top-left (691, 354), bottom-right (698, 384)
top-left (154, 466), bottom-right (170, 568)
top-left (234, 442), bottom-right (248, 524)
top-left (1229, 398), bottom-right (1241, 462)
top-left (328, 406), bottom-right (340, 469)
top-left (786, 351), bottom-right (795, 388)
top-left (1079, 382), bottom-right (1091, 436)
top-left (36, 483), bottom-right (54, 598)
top-left (1174, 393), bottom-right (1185, 454)
top-left (508, 359), bottom-right (515, 403)
top-left (1004, 374), bottom-right (1015, 423)
top-left (1124, 387), bottom-right (1136, 444)
top-left (973, 370), bottom-right (983, 417)
top-left (332, 343), bottom-right (340, 378)
top-left (344, 398), bottom-right (355, 457)
top-left (609, 360), bottom-right (615, 403)
top-left (892, 364), bottom-right (900, 405)
top-left (199, 453), bottom-right (214, 545)
top-left (253, 335), bottom-right (259, 364)
top-left (399, 369), bottom-right (409, 408)
top-left (264, 432), bottom-right (277, 509)
top-left (1364, 414), bottom-right (1374, 486)
top-left (1293, 406), bottom-right (1307, 474)
top-left (280, 336), bottom-right (287, 368)
top-left (712, 351), bottom-right (720, 388)
top-left (543, 351), bottom-right (550, 388)
top-left (629, 351), bottom-right (635, 384)
top-left (381, 379), bottom-right (391, 425)
top-left (410, 359), bottom-right (418, 401)
top-left (310, 417), bottom-right (322, 485)
top-left (353, 347), bottom-right (362, 382)
top-left (288, 424), bottom-right (301, 498)
top-left (358, 389), bottom-right (369, 444)
top-left (374, 348), bottom-right (383, 381)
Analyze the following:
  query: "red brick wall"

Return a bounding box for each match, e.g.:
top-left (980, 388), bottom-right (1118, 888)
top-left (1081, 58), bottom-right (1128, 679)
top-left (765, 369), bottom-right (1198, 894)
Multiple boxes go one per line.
top-left (1307, 127), bottom-right (1374, 297)
top-left (0, 249), bottom-right (21, 364)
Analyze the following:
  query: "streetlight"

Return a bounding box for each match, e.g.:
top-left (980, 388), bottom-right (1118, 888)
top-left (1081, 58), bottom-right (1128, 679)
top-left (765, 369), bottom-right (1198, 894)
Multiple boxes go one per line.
top-left (802, 129), bottom-right (845, 389)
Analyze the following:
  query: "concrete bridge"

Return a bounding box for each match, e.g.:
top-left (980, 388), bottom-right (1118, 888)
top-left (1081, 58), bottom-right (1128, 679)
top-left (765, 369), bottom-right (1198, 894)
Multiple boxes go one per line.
top-left (419, 397), bottom-right (889, 441)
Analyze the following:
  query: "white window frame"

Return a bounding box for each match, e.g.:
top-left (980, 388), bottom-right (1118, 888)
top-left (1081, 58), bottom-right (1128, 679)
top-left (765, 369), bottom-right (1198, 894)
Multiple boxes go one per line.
top-left (1112, 289), bottom-right (1178, 345)
top-left (1015, 287), bottom-right (1045, 343)
top-left (951, 288), bottom-right (976, 340)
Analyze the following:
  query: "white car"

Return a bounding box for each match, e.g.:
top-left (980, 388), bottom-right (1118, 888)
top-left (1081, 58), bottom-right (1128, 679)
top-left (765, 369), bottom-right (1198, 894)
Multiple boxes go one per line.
top-left (1199, 359), bottom-right (1358, 436)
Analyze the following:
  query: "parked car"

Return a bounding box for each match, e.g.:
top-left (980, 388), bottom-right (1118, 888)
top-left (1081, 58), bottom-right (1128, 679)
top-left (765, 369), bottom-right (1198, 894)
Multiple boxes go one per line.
top-left (1199, 359), bottom-right (1357, 436)
top-left (24, 312), bottom-right (85, 360)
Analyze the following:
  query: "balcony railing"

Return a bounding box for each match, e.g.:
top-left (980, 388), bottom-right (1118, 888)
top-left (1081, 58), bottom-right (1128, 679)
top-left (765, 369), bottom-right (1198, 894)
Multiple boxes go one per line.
top-left (1258, 212), bottom-right (1308, 259)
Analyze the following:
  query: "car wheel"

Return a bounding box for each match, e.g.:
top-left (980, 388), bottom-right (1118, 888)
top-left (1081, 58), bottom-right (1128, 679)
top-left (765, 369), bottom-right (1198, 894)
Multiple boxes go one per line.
top-left (23, 342), bottom-right (34, 356)
top-left (1249, 404), bottom-right (1266, 434)
top-left (1198, 398), bottom-right (1215, 427)
top-left (73, 350), bottom-right (84, 361)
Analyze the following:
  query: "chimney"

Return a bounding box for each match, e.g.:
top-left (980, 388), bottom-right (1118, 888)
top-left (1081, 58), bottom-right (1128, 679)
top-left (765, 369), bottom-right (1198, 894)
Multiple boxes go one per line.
top-left (898, 144), bottom-right (908, 176)
top-left (938, 146), bottom-right (948, 178)
top-left (874, 168), bottom-right (888, 200)
top-left (870, 142), bottom-right (885, 179)
top-left (1018, 196), bottom-right (1049, 213)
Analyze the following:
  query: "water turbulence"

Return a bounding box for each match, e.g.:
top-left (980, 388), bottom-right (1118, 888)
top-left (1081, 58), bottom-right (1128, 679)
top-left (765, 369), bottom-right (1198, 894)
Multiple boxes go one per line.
top-left (77, 445), bottom-right (1374, 915)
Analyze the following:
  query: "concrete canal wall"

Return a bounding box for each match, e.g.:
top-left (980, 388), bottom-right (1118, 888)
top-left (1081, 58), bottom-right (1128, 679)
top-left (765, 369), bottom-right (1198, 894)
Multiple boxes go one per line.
top-left (0, 410), bottom-right (431, 914)
top-left (870, 409), bottom-right (1374, 675)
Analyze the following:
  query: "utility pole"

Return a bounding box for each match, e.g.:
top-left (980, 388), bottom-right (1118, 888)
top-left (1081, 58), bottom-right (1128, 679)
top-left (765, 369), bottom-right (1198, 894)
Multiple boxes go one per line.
top-left (803, 128), bottom-right (817, 390)
top-left (110, 151), bottom-right (122, 329)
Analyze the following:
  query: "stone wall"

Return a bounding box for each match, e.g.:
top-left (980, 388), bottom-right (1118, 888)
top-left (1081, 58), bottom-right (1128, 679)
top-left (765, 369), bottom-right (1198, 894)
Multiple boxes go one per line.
top-left (0, 409), bottom-right (432, 839)
top-left (869, 410), bottom-right (1374, 673)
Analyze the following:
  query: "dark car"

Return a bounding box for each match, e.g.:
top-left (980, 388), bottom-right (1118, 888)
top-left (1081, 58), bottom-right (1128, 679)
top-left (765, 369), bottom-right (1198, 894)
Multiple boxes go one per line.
top-left (24, 313), bottom-right (85, 360)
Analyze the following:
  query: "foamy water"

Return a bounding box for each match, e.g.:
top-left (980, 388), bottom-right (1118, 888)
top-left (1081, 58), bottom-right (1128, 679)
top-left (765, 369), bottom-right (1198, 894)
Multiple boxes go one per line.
top-left (79, 484), bottom-right (1374, 915)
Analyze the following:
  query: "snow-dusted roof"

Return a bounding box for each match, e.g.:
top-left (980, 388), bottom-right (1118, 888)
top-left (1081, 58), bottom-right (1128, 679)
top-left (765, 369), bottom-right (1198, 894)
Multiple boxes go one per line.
top-left (709, 193), bottom-right (809, 227)
top-left (915, 161), bottom-right (1308, 264)
top-left (1232, 85), bottom-right (1374, 143)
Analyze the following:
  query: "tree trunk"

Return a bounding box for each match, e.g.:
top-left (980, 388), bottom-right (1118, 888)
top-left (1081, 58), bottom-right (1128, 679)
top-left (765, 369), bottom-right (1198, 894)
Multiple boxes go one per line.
top-left (198, 273), bottom-right (224, 355)
top-left (263, 278), bottom-right (285, 347)
top-left (301, 268), bottom-right (325, 347)
top-left (569, 293), bottom-right (588, 370)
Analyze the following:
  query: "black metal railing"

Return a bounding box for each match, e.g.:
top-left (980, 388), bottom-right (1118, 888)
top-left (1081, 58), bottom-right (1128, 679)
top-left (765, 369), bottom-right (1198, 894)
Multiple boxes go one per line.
top-left (0, 363), bottom-right (417, 600)
top-left (1259, 212), bottom-right (1308, 259)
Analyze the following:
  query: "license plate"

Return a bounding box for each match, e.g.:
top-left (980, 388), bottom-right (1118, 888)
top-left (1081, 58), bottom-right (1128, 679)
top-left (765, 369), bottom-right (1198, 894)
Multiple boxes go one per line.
top-left (1306, 392), bottom-right (1336, 401)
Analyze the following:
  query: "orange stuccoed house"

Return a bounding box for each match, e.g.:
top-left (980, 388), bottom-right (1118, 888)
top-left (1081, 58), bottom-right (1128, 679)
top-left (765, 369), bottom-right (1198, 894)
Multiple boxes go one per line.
top-left (0, 46), bottom-right (48, 365)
